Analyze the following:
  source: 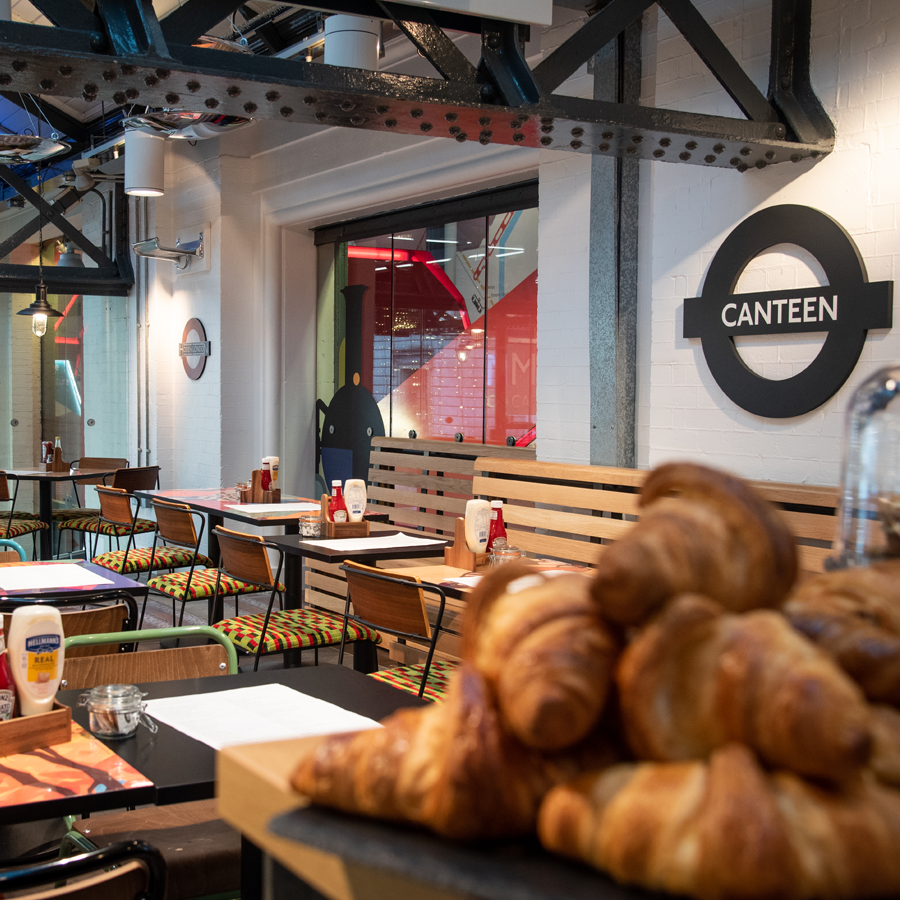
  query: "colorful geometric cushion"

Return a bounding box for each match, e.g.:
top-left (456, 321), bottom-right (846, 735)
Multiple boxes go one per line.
top-left (53, 507), bottom-right (99, 520)
top-left (92, 546), bottom-right (214, 575)
top-left (7, 511), bottom-right (41, 521)
top-left (58, 515), bottom-right (156, 537)
top-left (213, 609), bottom-right (380, 655)
top-left (147, 568), bottom-right (284, 601)
top-left (0, 518), bottom-right (49, 539)
top-left (370, 659), bottom-right (458, 703)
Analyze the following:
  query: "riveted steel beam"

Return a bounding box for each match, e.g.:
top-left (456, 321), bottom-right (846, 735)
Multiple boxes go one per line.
top-left (480, 21), bottom-right (538, 106)
top-left (0, 263), bottom-right (132, 294)
top-left (94, 0), bottom-right (171, 59)
top-left (0, 0), bottom-right (834, 170)
top-left (27, 0), bottom-right (98, 32)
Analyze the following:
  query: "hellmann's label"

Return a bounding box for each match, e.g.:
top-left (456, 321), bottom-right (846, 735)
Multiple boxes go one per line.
top-left (24, 634), bottom-right (61, 683)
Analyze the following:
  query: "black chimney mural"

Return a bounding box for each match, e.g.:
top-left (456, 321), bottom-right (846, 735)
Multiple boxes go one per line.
top-left (316, 284), bottom-right (386, 493)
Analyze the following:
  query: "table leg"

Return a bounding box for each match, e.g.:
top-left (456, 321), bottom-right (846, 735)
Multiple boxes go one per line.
top-left (240, 835), bottom-right (264, 900)
top-left (283, 554), bottom-right (305, 668)
top-left (352, 641), bottom-right (378, 674)
top-left (38, 480), bottom-right (53, 560)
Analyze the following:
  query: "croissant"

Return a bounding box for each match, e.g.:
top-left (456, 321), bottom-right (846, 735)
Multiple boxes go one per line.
top-left (590, 463), bottom-right (797, 626)
top-left (461, 564), bottom-right (621, 751)
top-left (784, 561), bottom-right (900, 704)
top-left (617, 594), bottom-right (871, 781)
top-left (289, 664), bottom-right (620, 840)
top-left (538, 742), bottom-right (900, 900)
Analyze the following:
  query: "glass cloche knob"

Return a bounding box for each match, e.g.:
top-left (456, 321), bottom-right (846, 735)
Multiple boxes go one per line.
top-left (832, 363), bottom-right (900, 568)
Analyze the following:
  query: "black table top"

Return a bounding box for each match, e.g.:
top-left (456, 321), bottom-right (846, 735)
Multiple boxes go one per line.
top-left (268, 527), bottom-right (449, 563)
top-left (0, 666), bottom-right (425, 826)
top-left (0, 561), bottom-right (147, 600)
top-left (5, 467), bottom-right (116, 482)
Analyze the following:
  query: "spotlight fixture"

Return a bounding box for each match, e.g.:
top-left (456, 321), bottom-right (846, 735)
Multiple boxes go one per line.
top-left (16, 165), bottom-right (61, 337)
top-left (124, 129), bottom-right (165, 196)
top-left (56, 241), bottom-right (84, 268)
top-left (133, 233), bottom-right (204, 270)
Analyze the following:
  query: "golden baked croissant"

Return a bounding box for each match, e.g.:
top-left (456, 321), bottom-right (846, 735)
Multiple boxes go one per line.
top-left (870, 703), bottom-right (900, 787)
top-left (290, 664), bottom-right (620, 840)
top-left (461, 564), bottom-right (621, 751)
top-left (617, 594), bottom-right (871, 781)
top-left (538, 742), bottom-right (900, 900)
top-left (590, 462), bottom-right (797, 626)
top-left (784, 561), bottom-right (900, 704)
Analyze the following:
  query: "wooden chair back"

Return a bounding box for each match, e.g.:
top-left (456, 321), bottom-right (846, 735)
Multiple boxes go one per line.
top-left (2, 604), bottom-right (130, 659)
top-left (342, 561), bottom-right (431, 639)
top-left (0, 550), bottom-right (20, 562)
top-left (153, 500), bottom-right (200, 548)
top-left (96, 486), bottom-right (135, 526)
top-left (61, 643), bottom-right (231, 691)
top-left (214, 526), bottom-right (275, 586)
top-left (0, 472), bottom-right (9, 502)
top-left (112, 466), bottom-right (160, 494)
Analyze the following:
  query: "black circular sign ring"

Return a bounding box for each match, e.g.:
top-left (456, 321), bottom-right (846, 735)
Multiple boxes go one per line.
top-left (699, 205), bottom-right (870, 418)
top-left (182, 317), bottom-right (207, 381)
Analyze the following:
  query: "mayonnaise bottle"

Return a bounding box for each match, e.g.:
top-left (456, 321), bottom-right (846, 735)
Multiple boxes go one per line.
top-left (465, 499), bottom-right (491, 554)
top-left (8, 606), bottom-right (65, 716)
top-left (344, 479), bottom-right (368, 523)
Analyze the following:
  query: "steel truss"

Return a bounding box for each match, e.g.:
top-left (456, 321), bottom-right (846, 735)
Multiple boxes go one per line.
top-left (0, 0), bottom-right (832, 174)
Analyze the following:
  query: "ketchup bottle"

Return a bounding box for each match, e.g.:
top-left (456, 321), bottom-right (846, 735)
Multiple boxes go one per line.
top-left (0, 617), bottom-right (16, 721)
top-left (486, 500), bottom-right (507, 552)
top-left (329, 480), bottom-right (348, 523)
top-left (260, 458), bottom-right (271, 491)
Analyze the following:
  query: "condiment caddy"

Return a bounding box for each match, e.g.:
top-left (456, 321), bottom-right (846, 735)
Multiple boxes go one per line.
top-left (238, 469), bottom-right (282, 504)
top-left (320, 489), bottom-right (369, 538)
top-left (444, 517), bottom-right (490, 569)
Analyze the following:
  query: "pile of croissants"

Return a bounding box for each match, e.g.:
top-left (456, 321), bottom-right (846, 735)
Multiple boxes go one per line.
top-left (290, 462), bottom-right (900, 900)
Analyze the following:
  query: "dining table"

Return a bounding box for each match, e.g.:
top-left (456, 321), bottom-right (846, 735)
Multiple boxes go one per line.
top-left (5, 467), bottom-right (118, 560)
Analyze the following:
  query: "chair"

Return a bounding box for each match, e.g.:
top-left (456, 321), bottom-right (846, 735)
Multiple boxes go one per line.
top-left (61, 485), bottom-right (157, 562)
top-left (93, 500), bottom-right (212, 604)
top-left (61, 625), bottom-right (238, 688)
top-left (0, 537), bottom-right (26, 561)
top-left (60, 627), bottom-right (238, 900)
top-left (54, 456), bottom-right (130, 520)
top-left (58, 466), bottom-right (160, 556)
top-left (210, 526), bottom-right (380, 671)
top-left (0, 840), bottom-right (166, 900)
top-left (340, 561), bottom-right (457, 702)
top-left (0, 470), bottom-right (49, 555)
top-left (0, 590), bottom-right (138, 660)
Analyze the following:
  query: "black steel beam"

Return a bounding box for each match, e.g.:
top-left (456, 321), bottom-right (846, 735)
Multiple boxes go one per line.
top-left (532, 0), bottom-right (655, 95)
top-left (480, 21), bottom-right (539, 106)
top-left (94, 0), bottom-right (171, 59)
top-left (0, 13), bottom-right (833, 169)
top-left (0, 185), bottom-right (84, 261)
top-left (377, 3), bottom-right (477, 83)
top-left (657, 0), bottom-right (776, 122)
top-left (0, 166), bottom-right (115, 267)
top-left (0, 263), bottom-right (132, 295)
top-left (26, 0), bottom-right (97, 32)
top-left (160, 0), bottom-right (247, 46)
top-left (0, 92), bottom-right (91, 144)
top-left (768, 0), bottom-right (835, 144)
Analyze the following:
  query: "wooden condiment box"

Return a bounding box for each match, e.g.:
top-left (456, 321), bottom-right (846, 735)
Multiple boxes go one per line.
top-left (0, 701), bottom-right (72, 756)
top-left (320, 494), bottom-right (370, 538)
top-left (444, 517), bottom-right (490, 569)
top-left (237, 469), bottom-right (282, 504)
top-left (39, 447), bottom-right (69, 472)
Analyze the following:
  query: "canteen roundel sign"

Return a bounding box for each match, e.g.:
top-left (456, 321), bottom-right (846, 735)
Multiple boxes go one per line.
top-left (179, 318), bottom-right (212, 381)
top-left (683, 205), bottom-right (893, 418)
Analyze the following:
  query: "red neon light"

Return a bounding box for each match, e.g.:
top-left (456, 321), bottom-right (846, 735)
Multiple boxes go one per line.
top-left (53, 294), bottom-right (79, 332)
top-left (345, 246), bottom-right (471, 329)
top-left (54, 337), bottom-right (80, 345)
top-left (515, 425), bottom-right (536, 447)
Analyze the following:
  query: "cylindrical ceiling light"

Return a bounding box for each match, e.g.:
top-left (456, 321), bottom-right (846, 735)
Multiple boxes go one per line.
top-left (323, 15), bottom-right (379, 70)
top-left (125, 129), bottom-right (165, 197)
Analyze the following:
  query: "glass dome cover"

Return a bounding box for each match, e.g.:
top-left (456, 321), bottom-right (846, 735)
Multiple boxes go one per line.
top-left (832, 363), bottom-right (900, 568)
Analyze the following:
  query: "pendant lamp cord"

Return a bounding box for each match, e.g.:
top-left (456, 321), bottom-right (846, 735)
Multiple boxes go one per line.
top-left (36, 161), bottom-right (43, 288)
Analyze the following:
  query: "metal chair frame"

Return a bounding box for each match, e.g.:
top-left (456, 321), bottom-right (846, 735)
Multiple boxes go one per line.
top-left (0, 590), bottom-right (140, 635)
top-left (0, 471), bottom-right (45, 556)
top-left (338, 563), bottom-right (450, 698)
top-left (0, 840), bottom-right (167, 900)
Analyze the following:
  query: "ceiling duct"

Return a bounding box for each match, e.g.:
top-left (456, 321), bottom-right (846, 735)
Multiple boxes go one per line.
top-left (124, 110), bottom-right (256, 141)
top-left (0, 134), bottom-right (68, 164)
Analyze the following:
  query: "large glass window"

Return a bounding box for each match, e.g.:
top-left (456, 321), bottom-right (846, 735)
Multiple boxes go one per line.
top-left (315, 198), bottom-right (537, 492)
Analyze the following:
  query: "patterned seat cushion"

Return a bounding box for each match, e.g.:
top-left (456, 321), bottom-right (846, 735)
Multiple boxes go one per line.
top-left (369, 659), bottom-right (458, 703)
top-left (92, 546), bottom-right (214, 575)
top-left (147, 568), bottom-right (284, 601)
top-left (0, 518), bottom-right (49, 538)
top-left (53, 507), bottom-right (99, 520)
top-left (213, 609), bottom-right (380, 656)
top-left (58, 515), bottom-right (156, 537)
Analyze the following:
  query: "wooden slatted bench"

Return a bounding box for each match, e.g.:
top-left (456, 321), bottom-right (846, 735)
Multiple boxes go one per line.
top-left (472, 457), bottom-right (840, 576)
top-left (303, 438), bottom-right (536, 665)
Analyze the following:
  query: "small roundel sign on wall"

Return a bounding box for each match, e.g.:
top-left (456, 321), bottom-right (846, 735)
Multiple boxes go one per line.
top-left (179, 318), bottom-right (211, 381)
